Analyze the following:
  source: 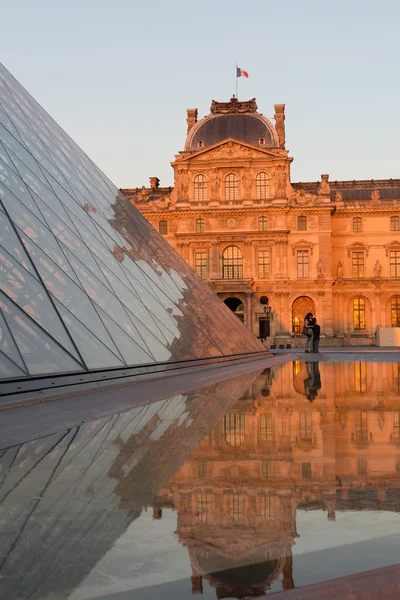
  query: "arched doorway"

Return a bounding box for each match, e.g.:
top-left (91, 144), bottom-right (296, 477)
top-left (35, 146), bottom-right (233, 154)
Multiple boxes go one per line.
top-left (292, 296), bottom-right (316, 334)
top-left (224, 297), bottom-right (245, 323)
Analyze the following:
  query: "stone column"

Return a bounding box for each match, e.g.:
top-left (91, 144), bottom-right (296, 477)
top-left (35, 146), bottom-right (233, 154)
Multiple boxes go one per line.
top-left (275, 241), bottom-right (282, 277)
top-left (244, 240), bottom-right (252, 279)
top-left (282, 240), bottom-right (288, 278)
top-left (246, 292), bottom-right (253, 331)
top-left (210, 241), bottom-right (219, 279)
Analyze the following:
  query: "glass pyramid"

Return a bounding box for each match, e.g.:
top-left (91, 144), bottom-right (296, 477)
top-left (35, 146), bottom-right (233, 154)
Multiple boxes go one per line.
top-left (0, 63), bottom-right (264, 382)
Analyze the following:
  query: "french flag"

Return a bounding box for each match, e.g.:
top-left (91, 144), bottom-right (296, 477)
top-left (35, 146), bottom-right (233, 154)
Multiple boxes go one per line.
top-left (236, 67), bottom-right (249, 78)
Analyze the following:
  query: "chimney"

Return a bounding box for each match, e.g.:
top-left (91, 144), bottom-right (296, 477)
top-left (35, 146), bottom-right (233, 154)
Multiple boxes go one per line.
top-left (274, 104), bottom-right (285, 149)
top-left (149, 177), bottom-right (160, 189)
top-left (186, 108), bottom-right (198, 134)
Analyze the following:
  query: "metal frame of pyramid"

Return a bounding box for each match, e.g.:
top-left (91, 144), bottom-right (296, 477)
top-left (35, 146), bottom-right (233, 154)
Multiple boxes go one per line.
top-left (0, 63), bottom-right (267, 395)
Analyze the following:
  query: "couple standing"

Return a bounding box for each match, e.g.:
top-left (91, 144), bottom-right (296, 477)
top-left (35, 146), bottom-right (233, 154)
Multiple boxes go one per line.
top-left (303, 312), bottom-right (320, 353)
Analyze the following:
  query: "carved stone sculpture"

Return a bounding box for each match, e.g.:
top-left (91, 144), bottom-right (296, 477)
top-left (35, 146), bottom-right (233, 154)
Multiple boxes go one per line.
top-left (210, 168), bottom-right (221, 200)
top-left (317, 258), bottom-right (324, 278)
top-left (374, 260), bottom-right (382, 278)
top-left (243, 167), bottom-right (252, 197)
top-left (318, 174), bottom-right (331, 196)
top-left (275, 165), bottom-right (286, 197)
top-left (335, 191), bottom-right (343, 202)
top-left (337, 260), bottom-right (344, 278)
top-left (371, 188), bottom-right (380, 201)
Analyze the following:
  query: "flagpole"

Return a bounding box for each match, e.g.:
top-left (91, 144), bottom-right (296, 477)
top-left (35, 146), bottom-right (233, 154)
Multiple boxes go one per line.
top-left (235, 62), bottom-right (238, 99)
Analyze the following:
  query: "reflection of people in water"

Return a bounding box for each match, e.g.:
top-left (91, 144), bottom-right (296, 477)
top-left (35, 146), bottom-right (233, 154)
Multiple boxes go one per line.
top-left (303, 362), bottom-right (321, 402)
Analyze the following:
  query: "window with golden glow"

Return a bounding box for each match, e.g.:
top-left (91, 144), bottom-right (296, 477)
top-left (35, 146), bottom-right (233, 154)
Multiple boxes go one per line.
top-left (196, 218), bottom-right (205, 233)
top-left (197, 491), bottom-right (212, 522)
top-left (391, 297), bottom-right (400, 327)
top-left (353, 297), bottom-right (366, 330)
top-left (260, 495), bottom-right (274, 520)
top-left (355, 411), bottom-right (368, 442)
top-left (258, 250), bottom-right (270, 278)
top-left (224, 413), bottom-right (245, 447)
top-left (228, 493), bottom-right (243, 521)
top-left (194, 174), bottom-right (207, 202)
top-left (297, 250), bottom-right (309, 277)
top-left (392, 363), bottom-right (400, 393)
top-left (159, 220), bottom-right (168, 235)
top-left (353, 217), bottom-right (362, 232)
top-left (258, 216), bottom-right (268, 231)
top-left (225, 173), bottom-right (238, 201)
top-left (260, 414), bottom-right (274, 442)
top-left (298, 216), bottom-right (307, 231)
top-left (352, 252), bottom-right (364, 277)
top-left (195, 252), bottom-right (208, 279)
top-left (391, 216), bottom-right (400, 231)
top-left (300, 413), bottom-right (313, 442)
top-left (222, 245), bottom-right (243, 279)
top-left (390, 251), bottom-right (400, 277)
top-left (293, 317), bottom-right (301, 334)
top-left (354, 362), bottom-right (367, 391)
top-left (256, 172), bottom-right (270, 199)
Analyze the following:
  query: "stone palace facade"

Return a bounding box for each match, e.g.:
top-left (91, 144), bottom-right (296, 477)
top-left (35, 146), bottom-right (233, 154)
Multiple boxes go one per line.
top-left (121, 97), bottom-right (400, 346)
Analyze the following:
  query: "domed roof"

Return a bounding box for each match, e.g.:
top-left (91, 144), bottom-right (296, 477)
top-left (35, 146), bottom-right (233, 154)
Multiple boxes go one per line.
top-left (185, 97), bottom-right (278, 152)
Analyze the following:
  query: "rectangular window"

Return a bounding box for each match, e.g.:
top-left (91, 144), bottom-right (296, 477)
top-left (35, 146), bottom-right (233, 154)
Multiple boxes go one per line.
top-left (195, 252), bottom-right (208, 279)
top-left (300, 413), bottom-right (312, 443)
top-left (260, 495), bottom-right (274, 520)
top-left (297, 250), bottom-right (309, 278)
top-left (353, 298), bottom-right (366, 330)
top-left (197, 492), bottom-right (212, 522)
top-left (260, 414), bottom-right (274, 442)
top-left (354, 362), bottom-right (367, 392)
top-left (258, 250), bottom-right (270, 278)
top-left (352, 252), bottom-right (364, 278)
top-left (357, 458), bottom-right (367, 474)
top-left (262, 460), bottom-right (272, 478)
top-left (394, 413), bottom-right (400, 440)
top-left (355, 411), bottom-right (368, 442)
top-left (390, 251), bottom-right (400, 277)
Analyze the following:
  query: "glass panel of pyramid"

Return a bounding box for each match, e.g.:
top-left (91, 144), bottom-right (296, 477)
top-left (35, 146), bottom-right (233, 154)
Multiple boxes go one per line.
top-left (0, 63), bottom-right (265, 381)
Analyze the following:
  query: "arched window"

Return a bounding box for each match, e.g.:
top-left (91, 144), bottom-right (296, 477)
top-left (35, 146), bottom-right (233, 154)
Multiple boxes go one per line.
top-left (222, 245), bottom-right (243, 279)
top-left (353, 217), bottom-right (362, 232)
top-left (225, 173), bottom-right (238, 201)
top-left (258, 216), bottom-right (268, 231)
top-left (224, 413), bottom-right (245, 447)
top-left (194, 174), bottom-right (207, 202)
top-left (159, 220), bottom-right (168, 235)
top-left (298, 216), bottom-right (307, 231)
top-left (256, 172), bottom-right (270, 199)
top-left (196, 218), bottom-right (205, 233)
top-left (353, 297), bottom-right (365, 330)
top-left (391, 297), bottom-right (400, 327)
top-left (391, 216), bottom-right (400, 231)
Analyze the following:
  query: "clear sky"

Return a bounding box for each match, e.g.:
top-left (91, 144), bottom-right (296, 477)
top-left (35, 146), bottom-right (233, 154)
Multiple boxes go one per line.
top-left (2, 0), bottom-right (399, 188)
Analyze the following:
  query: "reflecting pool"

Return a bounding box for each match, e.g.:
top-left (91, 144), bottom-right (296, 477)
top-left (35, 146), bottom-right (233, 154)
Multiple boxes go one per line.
top-left (2, 361), bottom-right (400, 599)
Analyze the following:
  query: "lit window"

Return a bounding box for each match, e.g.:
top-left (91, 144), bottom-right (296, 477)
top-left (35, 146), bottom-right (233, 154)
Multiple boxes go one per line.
top-left (355, 411), bottom-right (368, 441)
top-left (196, 218), bottom-right (205, 233)
top-left (391, 216), bottom-right (400, 231)
top-left (352, 252), bottom-right (364, 278)
top-left (194, 174), bottom-right (207, 202)
top-left (353, 217), bottom-right (362, 232)
top-left (225, 173), bottom-right (238, 201)
top-left (260, 495), bottom-right (274, 520)
top-left (302, 463), bottom-right (312, 479)
top-left (262, 460), bottom-right (272, 477)
top-left (354, 362), bottom-right (367, 391)
top-left (394, 413), bottom-right (400, 440)
top-left (393, 363), bottom-right (400, 393)
top-left (258, 216), bottom-right (268, 231)
top-left (159, 220), bottom-right (168, 235)
top-left (224, 413), bottom-right (245, 447)
top-left (391, 297), bottom-right (400, 327)
top-left (197, 491), bottom-right (212, 522)
top-left (229, 493), bottom-right (243, 521)
top-left (260, 414), bottom-right (274, 442)
top-left (357, 458), bottom-right (367, 474)
top-left (297, 250), bottom-right (309, 278)
top-left (390, 251), bottom-right (400, 277)
top-left (222, 245), bottom-right (243, 279)
top-left (353, 298), bottom-right (366, 330)
top-left (300, 413), bottom-right (312, 443)
top-left (293, 317), bottom-right (301, 335)
top-left (195, 252), bottom-right (208, 279)
top-left (258, 250), bottom-right (270, 278)
top-left (256, 172), bottom-right (270, 199)
top-left (298, 216), bottom-right (307, 231)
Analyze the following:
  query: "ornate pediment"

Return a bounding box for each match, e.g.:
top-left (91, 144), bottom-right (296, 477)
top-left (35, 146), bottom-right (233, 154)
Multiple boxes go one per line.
top-left (384, 240), bottom-right (400, 256)
top-left (188, 139), bottom-right (280, 162)
top-left (290, 239), bottom-right (315, 256)
top-left (346, 241), bottom-right (370, 257)
top-left (210, 97), bottom-right (258, 114)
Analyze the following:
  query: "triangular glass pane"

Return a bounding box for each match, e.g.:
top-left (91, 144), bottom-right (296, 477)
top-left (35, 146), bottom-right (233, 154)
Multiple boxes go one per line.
top-left (90, 305), bottom-right (153, 365)
top-left (0, 292), bottom-right (84, 376)
top-left (0, 350), bottom-right (26, 378)
top-left (0, 158), bottom-right (46, 224)
top-left (0, 246), bottom-right (82, 363)
top-left (54, 300), bottom-right (125, 369)
top-left (0, 309), bottom-right (26, 371)
top-left (125, 306), bottom-right (172, 363)
top-left (0, 210), bottom-right (37, 276)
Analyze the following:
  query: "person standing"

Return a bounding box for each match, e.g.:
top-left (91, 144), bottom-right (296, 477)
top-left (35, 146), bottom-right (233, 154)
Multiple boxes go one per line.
top-left (312, 317), bottom-right (321, 353)
top-left (303, 313), bottom-right (314, 353)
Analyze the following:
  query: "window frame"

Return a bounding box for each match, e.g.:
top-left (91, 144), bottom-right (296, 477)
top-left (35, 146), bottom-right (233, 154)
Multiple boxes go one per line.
top-left (256, 172), bottom-right (270, 200)
top-left (390, 251), bottom-right (400, 277)
top-left (258, 216), bottom-right (268, 231)
top-left (194, 174), bottom-right (207, 203)
top-left (391, 216), bottom-right (400, 231)
top-left (225, 173), bottom-right (239, 201)
top-left (391, 297), bottom-right (400, 327)
top-left (159, 220), bottom-right (168, 235)
top-left (257, 249), bottom-right (270, 278)
top-left (222, 245), bottom-right (243, 279)
top-left (353, 297), bottom-right (366, 330)
top-left (352, 251), bottom-right (365, 278)
top-left (352, 217), bottom-right (362, 233)
top-left (297, 249), bottom-right (309, 278)
top-left (196, 218), bottom-right (205, 233)
top-left (297, 215), bottom-right (307, 231)
top-left (194, 251), bottom-right (208, 279)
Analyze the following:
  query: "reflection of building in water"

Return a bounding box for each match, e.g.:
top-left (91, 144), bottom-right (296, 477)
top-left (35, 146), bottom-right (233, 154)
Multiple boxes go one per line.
top-left (154, 361), bottom-right (400, 597)
top-left (0, 373), bottom-right (256, 600)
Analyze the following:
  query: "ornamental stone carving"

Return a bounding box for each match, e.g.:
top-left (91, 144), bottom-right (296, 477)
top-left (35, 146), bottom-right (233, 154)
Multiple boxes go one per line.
top-left (210, 168), bottom-right (221, 199)
top-left (337, 260), bottom-right (344, 279)
top-left (371, 188), bottom-right (380, 201)
top-left (219, 216), bottom-right (245, 229)
top-left (318, 174), bottom-right (331, 196)
top-left (243, 167), bottom-right (252, 197)
top-left (316, 258), bottom-right (324, 278)
top-left (308, 216), bottom-right (318, 230)
top-left (335, 191), bottom-right (343, 202)
top-left (187, 218), bottom-right (195, 231)
top-left (275, 165), bottom-right (287, 197)
top-left (374, 260), bottom-right (382, 278)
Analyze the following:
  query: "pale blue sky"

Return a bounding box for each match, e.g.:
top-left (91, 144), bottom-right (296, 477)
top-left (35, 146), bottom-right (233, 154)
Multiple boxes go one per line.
top-left (2, 0), bottom-right (399, 188)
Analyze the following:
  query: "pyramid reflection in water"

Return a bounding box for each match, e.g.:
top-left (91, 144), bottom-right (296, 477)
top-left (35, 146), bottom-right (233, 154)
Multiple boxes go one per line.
top-left (0, 64), bottom-right (264, 381)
